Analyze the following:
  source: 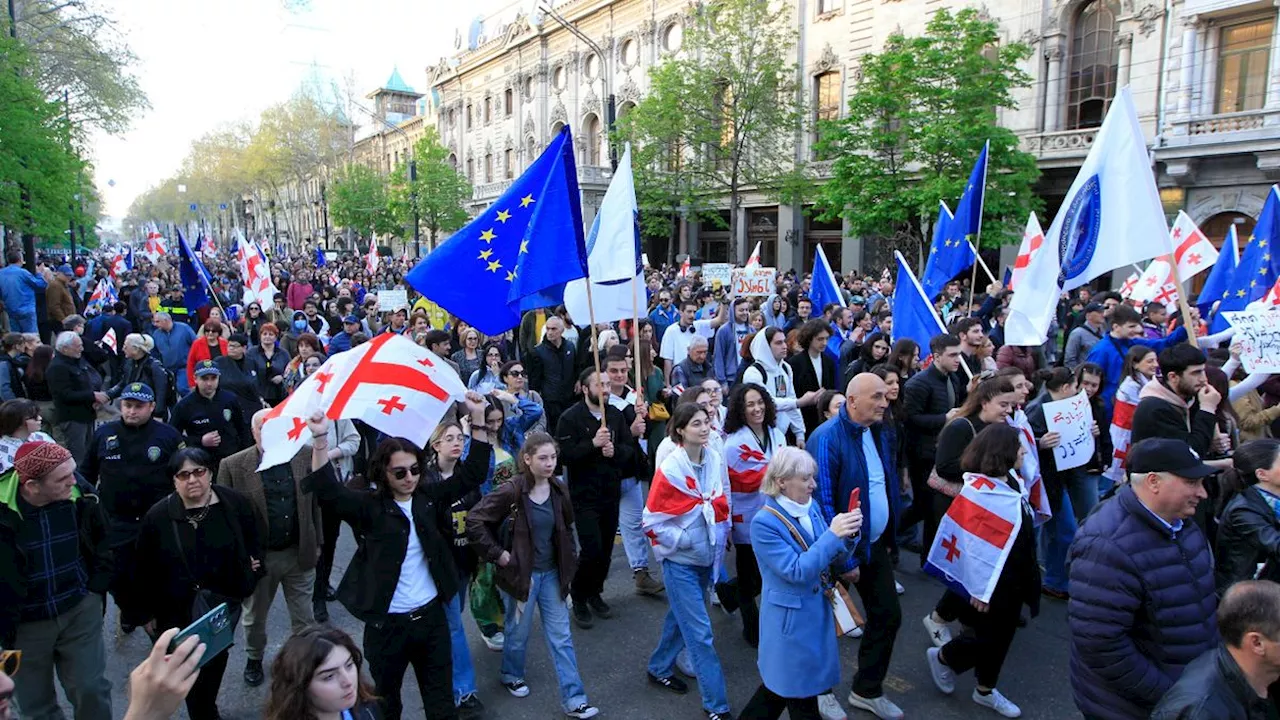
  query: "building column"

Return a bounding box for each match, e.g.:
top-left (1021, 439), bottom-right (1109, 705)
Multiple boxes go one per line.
top-left (841, 216), bottom-right (863, 275)
top-left (1267, 3), bottom-right (1280, 124)
top-left (1044, 46), bottom-right (1064, 132)
top-left (1117, 33), bottom-right (1134, 87)
top-left (1177, 16), bottom-right (1198, 117)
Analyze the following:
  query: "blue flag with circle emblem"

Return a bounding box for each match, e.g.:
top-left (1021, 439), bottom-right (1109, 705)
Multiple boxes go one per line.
top-left (406, 126), bottom-right (587, 335)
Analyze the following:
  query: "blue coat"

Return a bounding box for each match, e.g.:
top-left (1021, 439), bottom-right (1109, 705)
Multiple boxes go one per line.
top-left (1085, 327), bottom-right (1186, 413)
top-left (1067, 484), bottom-right (1217, 720)
top-left (751, 496), bottom-right (850, 699)
top-left (0, 264), bottom-right (47, 320)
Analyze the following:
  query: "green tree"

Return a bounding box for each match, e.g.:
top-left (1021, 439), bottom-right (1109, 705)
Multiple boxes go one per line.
top-left (328, 164), bottom-right (396, 238)
top-left (814, 8), bottom-right (1042, 268)
top-left (618, 0), bottom-right (807, 263)
top-left (387, 128), bottom-right (472, 253)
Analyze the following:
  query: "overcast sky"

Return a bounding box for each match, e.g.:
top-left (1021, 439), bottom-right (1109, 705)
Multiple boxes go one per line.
top-left (91, 0), bottom-right (479, 217)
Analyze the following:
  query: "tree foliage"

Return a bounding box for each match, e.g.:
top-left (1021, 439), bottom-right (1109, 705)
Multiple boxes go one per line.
top-left (814, 8), bottom-right (1042, 267)
top-left (388, 127), bottom-right (472, 252)
top-left (618, 0), bottom-right (807, 263)
top-left (329, 164), bottom-right (397, 238)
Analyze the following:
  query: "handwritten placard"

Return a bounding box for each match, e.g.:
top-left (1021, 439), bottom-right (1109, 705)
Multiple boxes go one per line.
top-left (702, 263), bottom-right (732, 288)
top-left (731, 267), bottom-right (776, 297)
top-left (377, 289), bottom-right (408, 312)
top-left (1043, 390), bottom-right (1095, 472)
top-left (1222, 309), bottom-right (1280, 373)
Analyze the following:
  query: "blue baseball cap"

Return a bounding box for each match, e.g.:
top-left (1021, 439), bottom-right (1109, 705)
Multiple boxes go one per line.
top-left (119, 383), bottom-right (155, 403)
top-left (56, 264), bottom-right (73, 275)
top-left (194, 360), bottom-right (221, 378)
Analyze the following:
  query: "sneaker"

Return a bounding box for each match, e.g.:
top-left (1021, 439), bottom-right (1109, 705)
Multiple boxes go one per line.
top-left (705, 712), bottom-right (735, 720)
top-left (313, 601), bottom-right (329, 624)
top-left (457, 693), bottom-right (485, 719)
top-left (502, 680), bottom-right (530, 698)
top-left (243, 659), bottom-right (264, 687)
top-left (847, 691), bottom-right (903, 720)
top-left (818, 692), bottom-right (847, 720)
top-left (894, 580), bottom-right (905, 595)
top-left (926, 647), bottom-right (955, 694)
top-left (676, 649), bottom-right (696, 677)
top-left (647, 672), bottom-right (689, 695)
top-left (634, 569), bottom-right (664, 595)
top-left (566, 703), bottom-right (600, 718)
top-left (972, 688), bottom-right (1021, 718)
top-left (573, 603), bottom-right (594, 629)
top-left (923, 613), bottom-right (953, 648)
top-left (481, 631), bottom-right (505, 652)
top-left (586, 595), bottom-right (612, 619)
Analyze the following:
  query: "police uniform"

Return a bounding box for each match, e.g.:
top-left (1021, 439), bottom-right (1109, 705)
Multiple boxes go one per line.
top-left (171, 362), bottom-right (251, 467)
top-left (80, 382), bottom-right (184, 620)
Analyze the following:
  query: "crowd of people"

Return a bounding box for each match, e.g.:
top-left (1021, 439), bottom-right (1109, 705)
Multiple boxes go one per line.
top-left (1, 240), bottom-right (1280, 720)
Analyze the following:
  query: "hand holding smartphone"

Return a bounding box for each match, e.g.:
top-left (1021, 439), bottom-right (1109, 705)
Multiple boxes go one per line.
top-left (167, 602), bottom-right (234, 669)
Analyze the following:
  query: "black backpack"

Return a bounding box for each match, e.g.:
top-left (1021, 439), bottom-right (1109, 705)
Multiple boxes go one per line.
top-left (733, 359), bottom-right (767, 387)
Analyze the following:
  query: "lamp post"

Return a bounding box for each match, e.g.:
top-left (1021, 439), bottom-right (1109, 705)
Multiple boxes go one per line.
top-left (536, 1), bottom-right (617, 170)
top-left (350, 101), bottom-right (420, 258)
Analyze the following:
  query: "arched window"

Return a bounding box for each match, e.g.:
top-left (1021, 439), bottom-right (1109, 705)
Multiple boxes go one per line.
top-left (583, 113), bottom-right (601, 166)
top-left (1067, 0), bottom-right (1120, 129)
top-left (617, 101), bottom-right (637, 122)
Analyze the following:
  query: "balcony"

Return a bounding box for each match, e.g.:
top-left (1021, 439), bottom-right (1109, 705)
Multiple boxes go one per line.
top-left (1164, 108), bottom-right (1280, 149)
top-left (1020, 128), bottom-right (1098, 166)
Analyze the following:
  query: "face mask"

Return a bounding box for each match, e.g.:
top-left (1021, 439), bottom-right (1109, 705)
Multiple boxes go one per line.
top-left (293, 319), bottom-right (307, 331)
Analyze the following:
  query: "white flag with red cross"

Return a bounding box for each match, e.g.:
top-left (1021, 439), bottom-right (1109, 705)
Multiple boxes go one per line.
top-left (924, 472), bottom-right (1025, 603)
top-left (1008, 213), bottom-right (1044, 291)
top-left (143, 223), bottom-right (167, 261)
top-left (1119, 271), bottom-right (1141, 299)
top-left (1170, 210), bottom-right (1218, 282)
top-left (1130, 255), bottom-right (1180, 310)
top-left (256, 333), bottom-right (467, 471)
top-left (366, 234), bottom-right (379, 275)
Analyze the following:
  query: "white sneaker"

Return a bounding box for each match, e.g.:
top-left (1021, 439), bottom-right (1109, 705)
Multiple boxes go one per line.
top-left (923, 613), bottom-right (953, 648)
top-left (847, 691), bottom-right (904, 720)
top-left (482, 631), bottom-right (504, 651)
top-left (818, 692), bottom-right (847, 720)
top-left (676, 649), bottom-right (696, 677)
top-left (895, 580), bottom-right (905, 595)
top-left (926, 647), bottom-right (955, 694)
top-left (973, 688), bottom-right (1021, 718)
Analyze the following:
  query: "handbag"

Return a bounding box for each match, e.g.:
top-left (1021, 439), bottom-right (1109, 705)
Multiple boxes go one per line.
top-left (761, 505), bottom-right (864, 637)
top-left (169, 519), bottom-right (245, 628)
top-left (648, 401), bottom-right (670, 422)
top-left (927, 418), bottom-right (974, 499)
top-left (497, 500), bottom-right (520, 552)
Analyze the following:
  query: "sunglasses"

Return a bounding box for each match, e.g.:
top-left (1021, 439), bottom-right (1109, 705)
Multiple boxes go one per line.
top-left (1, 649), bottom-right (18, 676)
top-left (175, 467), bottom-right (210, 482)
top-left (505, 370), bottom-right (526, 377)
top-left (390, 465), bottom-right (422, 480)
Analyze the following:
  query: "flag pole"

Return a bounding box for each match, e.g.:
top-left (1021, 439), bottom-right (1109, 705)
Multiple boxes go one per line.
top-left (1170, 260), bottom-right (1201, 349)
top-left (966, 248), bottom-right (981, 318)
top-left (631, 273), bottom-right (644, 404)
top-left (967, 239), bottom-right (998, 285)
top-left (583, 278), bottom-right (609, 431)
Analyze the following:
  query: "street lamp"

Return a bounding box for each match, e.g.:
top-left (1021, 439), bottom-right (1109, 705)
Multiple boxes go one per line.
top-left (350, 101), bottom-right (420, 259)
top-left (532, 0), bottom-right (617, 170)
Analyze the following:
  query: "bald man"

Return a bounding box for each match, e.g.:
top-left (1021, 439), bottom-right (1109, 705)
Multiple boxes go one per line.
top-left (217, 409), bottom-right (322, 687)
top-left (808, 373), bottom-right (906, 719)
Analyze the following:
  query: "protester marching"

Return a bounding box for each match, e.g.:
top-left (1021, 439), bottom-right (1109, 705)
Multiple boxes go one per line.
top-left (7, 85), bottom-right (1280, 720)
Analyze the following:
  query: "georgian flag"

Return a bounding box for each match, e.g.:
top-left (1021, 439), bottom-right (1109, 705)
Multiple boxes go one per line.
top-left (724, 425), bottom-right (785, 544)
top-left (1171, 210), bottom-right (1218, 281)
top-left (86, 278), bottom-right (117, 315)
top-left (1130, 256), bottom-right (1180, 310)
top-left (678, 256), bottom-right (690, 278)
top-left (143, 223), bottom-right (168, 261)
top-left (256, 333), bottom-right (467, 471)
top-left (1119, 270), bottom-right (1140, 299)
top-left (366, 234), bottom-right (379, 275)
top-left (745, 241), bottom-right (762, 269)
top-left (643, 445), bottom-right (731, 577)
top-left (1106, 379), bottom-right (1143, 484)
top-left (1008, 213), bottom-right (1044, 291)
top-left (924, 472), bottom-right (1025, 603)
top-left (102, 328), bottom-right (118, 354)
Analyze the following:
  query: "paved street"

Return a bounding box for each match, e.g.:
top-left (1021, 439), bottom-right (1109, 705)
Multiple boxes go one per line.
top-left (99, 528), bottom-right (1081, 719)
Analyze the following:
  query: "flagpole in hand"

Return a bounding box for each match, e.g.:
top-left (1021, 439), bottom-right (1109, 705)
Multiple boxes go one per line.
top-left (1170, 263), bottom-right (1201, 348)
top-left (583, 277), bottom-right (609, 431)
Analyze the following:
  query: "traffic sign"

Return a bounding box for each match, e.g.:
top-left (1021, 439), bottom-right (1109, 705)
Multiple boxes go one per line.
top-left (189, 203), bottom-right (198, 212)
top-left (219, 203), bottom-right (228, 211)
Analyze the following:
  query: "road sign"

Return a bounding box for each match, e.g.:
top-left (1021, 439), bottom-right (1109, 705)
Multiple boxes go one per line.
top-left (189, 203), bottom-right (198, 212)
top-left (219, 203), bottom-right (228, 211)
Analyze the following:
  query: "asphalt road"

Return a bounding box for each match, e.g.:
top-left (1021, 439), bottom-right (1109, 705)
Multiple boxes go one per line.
top-left (97, 527), bottom-right (1081, 719)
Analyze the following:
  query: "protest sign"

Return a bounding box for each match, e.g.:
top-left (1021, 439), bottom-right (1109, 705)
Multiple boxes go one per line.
top-left (732, 267), bottom-right (776, 297)
top-left (1042, 390), bottom-right (1095, 471)
top-left (702, 263), bottom-right (732, 289)
top-left (1223, 309), bottom-right (1280, 373)
top-left (378, 288), bottom-right (408, 312)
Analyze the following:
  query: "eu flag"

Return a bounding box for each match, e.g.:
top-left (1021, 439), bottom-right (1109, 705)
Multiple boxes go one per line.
top-left (920, 201), bottom-right (965, 300)
top-left (892, 250), bottom-right (947, 361)
top-left (315, 246), bottom-right (327, 267)
top-left (1210, 187), bottom-right (1279, 332)
top-left (406, 127), bottom-right (587, 335)
top-left (176, 229), bottom-right (211, 310)
top-left (1195, 224), bottom-right (1237, 317)
top-left (948, 141), bottom-right (988, 247)
top-left (808, 245), bottom-right (846, 361)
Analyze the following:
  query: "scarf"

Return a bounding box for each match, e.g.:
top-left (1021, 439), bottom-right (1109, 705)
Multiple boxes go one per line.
top-left (1007, 410), bottom-right (1052, 526)
top-left (775, 494), bottom-right (814, 537)
top-left (724, 423), bottom-right (786, 544)
top-left (643, 445), bottom-right (731, 575)
top-left (1106, 375), bottom-right (1147, 483)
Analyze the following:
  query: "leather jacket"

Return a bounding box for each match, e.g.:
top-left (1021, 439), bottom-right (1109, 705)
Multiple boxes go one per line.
top-left (1216, 485), bottom-right (1280, 594)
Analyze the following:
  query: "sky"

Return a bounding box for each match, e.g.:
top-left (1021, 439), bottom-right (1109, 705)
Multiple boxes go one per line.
top-left (91, 0), bottom-right (481, 219)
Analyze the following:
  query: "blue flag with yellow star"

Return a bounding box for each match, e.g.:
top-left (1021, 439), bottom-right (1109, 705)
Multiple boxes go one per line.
top-left (919, 200), bottom-right (964, 300)
top-left (1211, 185), bottom-right (1280, 333)
top-left (406, 127), bottom-right (587, 335)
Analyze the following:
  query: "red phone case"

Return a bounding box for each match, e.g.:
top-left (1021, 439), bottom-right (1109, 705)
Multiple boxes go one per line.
top-left (848, 488), bottom-right (860, 513)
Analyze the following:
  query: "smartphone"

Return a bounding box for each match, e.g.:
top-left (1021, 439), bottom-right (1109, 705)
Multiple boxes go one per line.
top-left (848, 488), bottom-right (861, 513)
top-left (168, 602), bottom-right (235, 669)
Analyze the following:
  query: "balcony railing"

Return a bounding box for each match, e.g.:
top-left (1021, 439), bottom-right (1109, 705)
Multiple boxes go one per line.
top-left (1165, 108), bottom-right (1279, 145)
top-left (1021, 128), bottom-right (1098, 159)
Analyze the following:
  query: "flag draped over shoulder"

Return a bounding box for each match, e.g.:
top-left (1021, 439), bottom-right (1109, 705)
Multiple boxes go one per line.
top-left (924, 472), bottom-right (1025, 603)
top-left (891, 250), bottom-right (947, 362)
top-left (406, 126), bottom-right (587, 335)
top-left (643, 446), bottom-right (731, 578)
top-left (723, 425), bottom-right (785, 545)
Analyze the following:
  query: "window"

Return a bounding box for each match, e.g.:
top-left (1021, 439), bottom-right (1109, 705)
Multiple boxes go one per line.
top-left (447, 153), bottom-right (458, 169)
top-left (583, 114), bottom-right (601, 166)
top-left (466, 103), bottom-right (473, 129)
top-left (662, 23), bottom-right (682, 52)
top-left (485, 154), bottom-right (493, 183)
top-left (1217, 18), bottom-right (1274, 113)
top-left (484, 97), bottom-right (492, 124)
top-left (1066, 0), bottom-right (1120, 129)
top-left (551, 120), bottom-right (565, 137)
top-left (504, 88), bottom-right (514, 116)
top-left (466, 158), bottom-right (474, 181)
top-left (553, 65), bottom-right (566, 90)
top-left (584, 53), bottom-right (599, 80)
top-left (621, 39), bottom-right (638, 67)
top-left (448, 108), bottom-right (456, 127)
top-left (505, 149), bottom-right (514, 178)
top-left (814, 71), bottom-right (840, 154)
top-left (523, 76), bottom-right (534, 100)
top-left (817, 0), bottom-right (838, 13)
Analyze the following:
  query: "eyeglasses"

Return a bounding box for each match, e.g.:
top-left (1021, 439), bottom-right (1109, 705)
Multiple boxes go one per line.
top-left (389, 465), bottom-right (421, 480)
top-left (175, 467), bottom-right (210, 482)
top-left (1, 649), bottom-right (19, 675)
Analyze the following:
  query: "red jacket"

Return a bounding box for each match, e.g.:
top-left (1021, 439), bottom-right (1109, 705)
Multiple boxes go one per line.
top-left (187, 337), bottom-right (228, 386)
top-left (287, 282), bottom-right (314, 311)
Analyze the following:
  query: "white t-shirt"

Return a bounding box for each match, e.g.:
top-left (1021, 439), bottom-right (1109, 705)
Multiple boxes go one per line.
top-left (388, 498), bottom-right (439, 612)
top-left (659, 319), bottom-right (715, 363)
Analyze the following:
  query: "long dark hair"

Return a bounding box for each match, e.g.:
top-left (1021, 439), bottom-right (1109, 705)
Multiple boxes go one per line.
top-left (724, 382), bottom-right (777, 434)
top-left (264, 625), bottom-right (377, 720)
top-left (667, 402), bottom-right (709, 443)
top-left (954, 377), bottom-right (1016, 422)
top-left (368, 437), bottom-right (427, 498)
top-left (871, 364), bottom-right (905, 421)
top-left (25, 345), bottom-right (53, 385)
top-left (961, 424), bottom-right (1022, 479)
top-left (886, 339), bottom-right (919, 376)
top-left (1122, 345), bottom-right (1155, 385)
top-left (1219, 438), bottom-right (1280, 515)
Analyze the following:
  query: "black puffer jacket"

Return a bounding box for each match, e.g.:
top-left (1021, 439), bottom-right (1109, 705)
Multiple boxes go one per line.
top-left (1215, 485), bottom-right (1280, 594)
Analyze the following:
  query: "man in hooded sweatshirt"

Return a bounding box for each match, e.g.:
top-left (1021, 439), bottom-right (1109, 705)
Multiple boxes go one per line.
top-left (740, 326), bottom-right (820, 448)
top-left (1130, 343), bottom-right (1224, 459)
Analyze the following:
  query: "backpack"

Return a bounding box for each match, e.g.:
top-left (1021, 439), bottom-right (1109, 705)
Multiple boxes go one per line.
top-left (733, 359), bottom-right (767, 387)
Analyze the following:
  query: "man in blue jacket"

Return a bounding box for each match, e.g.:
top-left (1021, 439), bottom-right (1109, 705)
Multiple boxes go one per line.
top-left (150, 311), bottom-right (196, 395)
top-left (0, 250), bottom-right (50, 334)
top-left (810, 373), bottom-right (904, 720)
top-left (1068, 438), bottom-right (1217, 720)
top-left (712, 297), bottom-right (752, 386)
top-left (1086, 304), bottom-right (1187, 413)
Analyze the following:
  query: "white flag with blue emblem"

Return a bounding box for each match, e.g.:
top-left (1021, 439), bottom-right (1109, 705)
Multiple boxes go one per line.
top-left (564, 144), bottom-right (643, 323)
top-left (1005, 87), bottom-right (1169, 345)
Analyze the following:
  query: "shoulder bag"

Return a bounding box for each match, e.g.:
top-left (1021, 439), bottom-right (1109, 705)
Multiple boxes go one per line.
top-left (927, 418), bottom-right (975, 498)
top-left (761, 505), bottom-right (863, 637)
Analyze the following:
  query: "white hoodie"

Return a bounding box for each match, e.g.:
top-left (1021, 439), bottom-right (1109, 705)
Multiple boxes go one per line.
top-left (740, 328), bottom-right (805, 438)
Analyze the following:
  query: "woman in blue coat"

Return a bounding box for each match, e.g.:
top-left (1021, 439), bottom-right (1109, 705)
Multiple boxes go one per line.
top-left (744, 446), bottom-right (863, 719)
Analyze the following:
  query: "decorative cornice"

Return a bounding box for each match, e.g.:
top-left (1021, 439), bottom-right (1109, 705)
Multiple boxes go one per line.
top-left (550, 100), bottom-right (567, 126)
top-left (1137, 3), bottom-right (1166, 36)
top-left (583, 87), bottom-right (601, 117)
top-left (812, 43), bottom-right (839, 74)
top-left (618, 75), bottom-right (642, 105)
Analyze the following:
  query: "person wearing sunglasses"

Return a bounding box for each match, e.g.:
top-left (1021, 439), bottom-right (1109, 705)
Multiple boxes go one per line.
top-left (131, 447), bottom-right (261, 720)
top-left (500, 360), bottom-right (546, 434)
top-left (300, 392), bottom-right (492, 720)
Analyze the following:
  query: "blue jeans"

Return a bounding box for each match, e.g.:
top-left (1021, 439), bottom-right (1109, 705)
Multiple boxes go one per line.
top-left (647, 560), bottom-right (730, 714)
top-left (8, 313), bottom-right (36, 334)
top-left (501, 569), bottom-right (589, 712)
top-left (1042, 491), bottom-right (1077, 593)
top-left (445, 582), bottom-right (478, 703)
top-left (1095, 474), bottom-right (1114, 498)
top-left (619, 478), bottom-right (650, 571)
top-left (1069, 474), bottom-right (1100, 522)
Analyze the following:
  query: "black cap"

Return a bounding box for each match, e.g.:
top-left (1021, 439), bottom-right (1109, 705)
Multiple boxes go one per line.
top-left (1127, 438), bottom-right (1217, 479)
top-left (1084, 302), bottom-right (1105, 314)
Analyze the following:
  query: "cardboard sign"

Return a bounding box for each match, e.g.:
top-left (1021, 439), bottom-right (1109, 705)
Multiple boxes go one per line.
top-left (702, 263), bottom-right (732, 288)
top-left (1223, 309), bottom-right (1280, 373)
top-left (377, 289), bottom-right (408, 312)
top-left (1043, 390), bottom-right (1095, 472)
top-left (731, 267), bottom-right (776, 297)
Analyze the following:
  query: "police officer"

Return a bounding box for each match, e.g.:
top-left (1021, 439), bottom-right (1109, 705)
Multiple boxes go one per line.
top-left (79, 382), bottom-right (184, 631)
top-left (157, 285), bottom-right (192, 327)
top-left (170, 360), bottom-right (250, 474)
